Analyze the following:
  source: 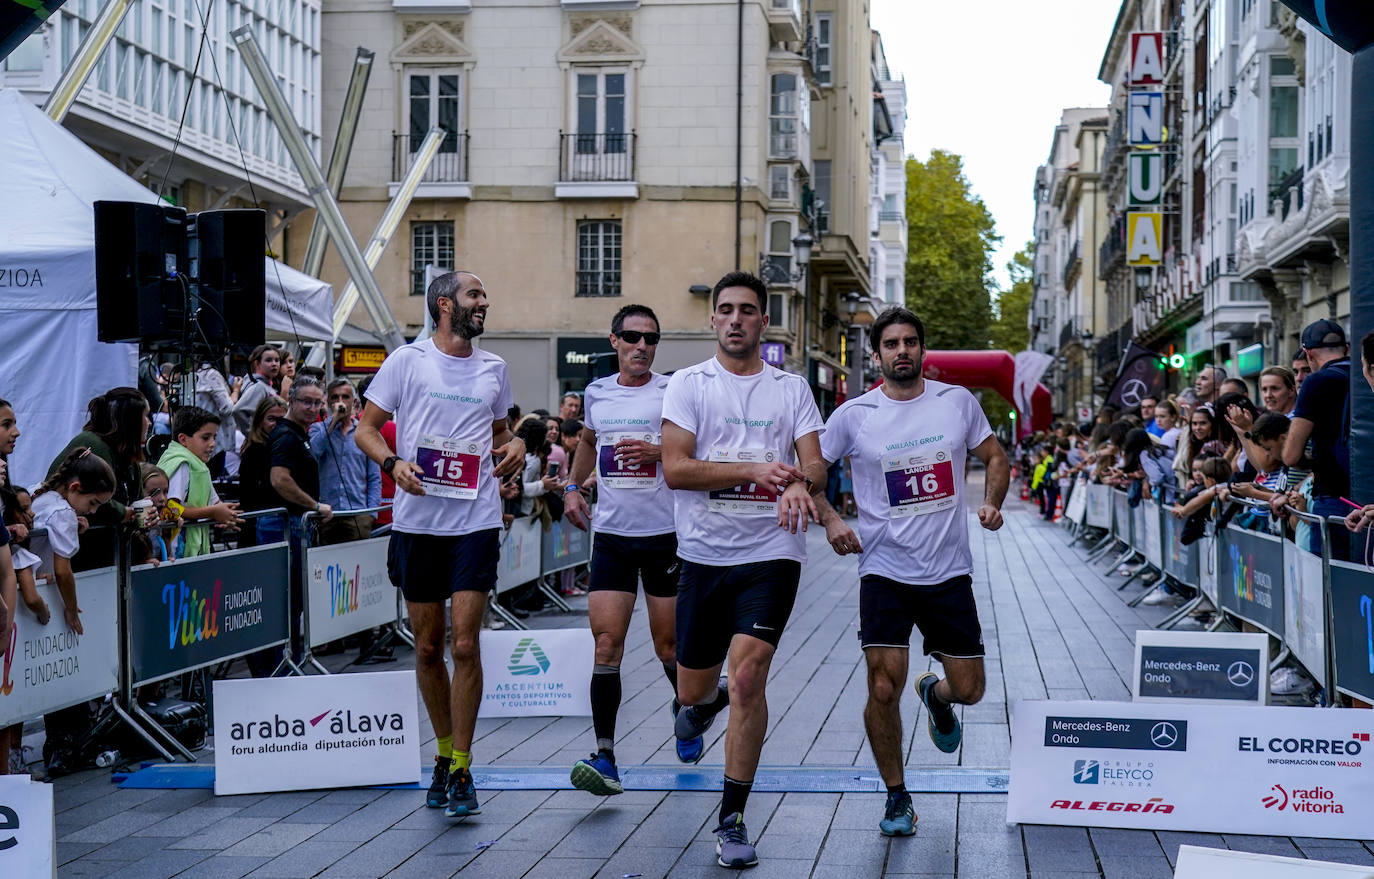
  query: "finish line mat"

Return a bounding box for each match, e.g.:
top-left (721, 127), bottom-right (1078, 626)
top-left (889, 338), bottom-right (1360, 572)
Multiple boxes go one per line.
top-left (116, 763), bottom-right (1009, 794)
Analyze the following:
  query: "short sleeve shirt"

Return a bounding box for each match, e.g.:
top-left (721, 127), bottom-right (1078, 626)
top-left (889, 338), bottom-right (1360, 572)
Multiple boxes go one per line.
top-left (661, 357), bottom-right (824, 565)
top-left (31, 490), bottom-right (80, 559)
top-left (364, 339), bottom-right (514, 537)
top-left (582, 372), bottom-right (675, 537)
top-left (1291, 358), bottom-right (1350, 497)
top-left (268, 419), bottom-right (320, 515)
top-left (820, 381), bottom-right (993, 585)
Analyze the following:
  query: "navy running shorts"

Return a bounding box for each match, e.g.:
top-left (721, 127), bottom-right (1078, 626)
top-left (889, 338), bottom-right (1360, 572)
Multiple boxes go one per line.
top-left (675, 559), bottom-right (801, 669)
top-left (857, 573), bottom-right (984, 658)
top-left (589, 532), bottom-right (681, 598)
top-left (386, 529), bottom-right (501, 603)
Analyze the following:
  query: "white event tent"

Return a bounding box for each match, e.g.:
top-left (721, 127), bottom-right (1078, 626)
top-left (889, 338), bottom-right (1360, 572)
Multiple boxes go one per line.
top-left (0, 88), bottom-right (332, 487)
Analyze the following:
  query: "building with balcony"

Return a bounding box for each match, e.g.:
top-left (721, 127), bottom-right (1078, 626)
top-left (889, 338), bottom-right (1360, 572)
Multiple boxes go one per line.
top-left (0, 0), bottom-right (319, 230)
top-left (314, 0), bottom-right (866, 408)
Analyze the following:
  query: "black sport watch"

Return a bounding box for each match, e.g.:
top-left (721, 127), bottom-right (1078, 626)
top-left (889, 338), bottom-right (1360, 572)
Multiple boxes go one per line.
top-left (381, 455), bottom-right (400, 475)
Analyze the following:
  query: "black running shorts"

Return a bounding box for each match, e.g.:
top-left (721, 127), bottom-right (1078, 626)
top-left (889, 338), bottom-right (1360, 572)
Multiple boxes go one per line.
top-left (857, 573), bottom-right (984, 658)
top-left (589, 532), bottom-right (681, 598)
top-left (675, 559), bottom-right (801, 669)
top-left (386, 529), bottom-right (501, 603)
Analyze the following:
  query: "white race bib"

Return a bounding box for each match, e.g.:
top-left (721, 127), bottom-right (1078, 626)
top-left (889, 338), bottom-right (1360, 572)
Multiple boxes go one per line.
top-left (415, 434), bottom-right (487, 500)
top-left (597, 431), bottom-right (660, 489)
top-left (707, 447), bottom-right (781, 514)
top-left (882, 445), bottom-right (956, 518)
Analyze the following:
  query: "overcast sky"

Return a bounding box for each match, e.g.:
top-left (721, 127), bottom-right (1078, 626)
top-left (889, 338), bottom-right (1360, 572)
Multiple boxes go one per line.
top-left (871, 0), bottom-right (1119, 290)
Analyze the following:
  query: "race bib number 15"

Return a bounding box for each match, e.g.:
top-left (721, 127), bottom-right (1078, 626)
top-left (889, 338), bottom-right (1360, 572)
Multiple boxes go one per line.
top-left (883, 448), bottom-right (956, 518)
top-left (415, 434), bottom-right (484, 500)
top-left (598, 432), bottom-right (659, 489)
top-left (707, 447), bottom-right (781, 514)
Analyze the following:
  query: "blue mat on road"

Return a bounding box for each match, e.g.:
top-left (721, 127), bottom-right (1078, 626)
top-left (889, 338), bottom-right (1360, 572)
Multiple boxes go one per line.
top-left (116, 763), bottom-right (1009, 794)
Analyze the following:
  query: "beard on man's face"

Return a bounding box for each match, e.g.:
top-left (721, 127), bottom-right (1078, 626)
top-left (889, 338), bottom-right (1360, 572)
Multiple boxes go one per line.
top-left (450, 304), bottom-right (485, 339)
top-left (881, 353), bottom-right (922, 382)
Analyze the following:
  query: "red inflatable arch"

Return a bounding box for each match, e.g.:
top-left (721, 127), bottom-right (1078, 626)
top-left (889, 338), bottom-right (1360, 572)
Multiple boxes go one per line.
top-left (919, 350), bottom-right (1052, 438)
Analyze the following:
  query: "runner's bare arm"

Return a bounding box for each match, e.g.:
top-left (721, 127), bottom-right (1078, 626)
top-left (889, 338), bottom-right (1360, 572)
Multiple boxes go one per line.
top-left (356, 401), bottom-right (423, 496)
top-left (809, 459), bottom-right (862, 554)
top-left (661, 419), bottom-right (804, 492)
top-left (972, 434), bottom-right (1009, 531)
top-left (491, 419), bottom-right (525, 479)
top-left (777, 431), bottom-right (824, 533)
top-left (563, 426), bottom-right (599, 530)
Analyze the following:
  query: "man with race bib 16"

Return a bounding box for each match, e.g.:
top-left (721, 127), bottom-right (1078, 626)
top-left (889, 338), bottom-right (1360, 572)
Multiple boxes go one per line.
top-left (356, 271), bottom-right (525, 819)
top-left (563, 304), bottom-right (697, 796)
top-left (661, 271), bottom-right (826, 869)
top-left (814, 306), bottom-right (1009, 837)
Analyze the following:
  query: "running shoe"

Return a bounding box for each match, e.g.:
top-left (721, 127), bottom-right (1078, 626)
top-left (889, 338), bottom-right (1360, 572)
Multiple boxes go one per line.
top-left (425, 756), bottom-right (451, 808)
top-left (915, 672), bottom-right (962, 754)
top-left (570, 751), bottom-right (623, 796)
top-left (713, 812), bottom-right (758, 868)
top-left (674, 681), bottom-right (727, 763)
top-left (444, 767), bottom-right (481, 818)
top-left (879, 791), bottom-right (917, 836)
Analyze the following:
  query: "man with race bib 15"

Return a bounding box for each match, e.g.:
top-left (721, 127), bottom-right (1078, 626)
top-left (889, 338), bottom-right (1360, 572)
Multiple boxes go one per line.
top-left (660, 271), bottom-right (826, 869)
top-left (814, 307), bottom-right (1009, 837)
top-left (356, 271), bottom-right (525, 819)
top-left (563, 303), bottom-right (696, 796)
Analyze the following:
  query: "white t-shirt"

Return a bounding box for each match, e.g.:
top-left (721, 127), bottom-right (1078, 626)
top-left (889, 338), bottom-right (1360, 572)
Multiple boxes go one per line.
top-left (661, 357), bottom-right (824, 565)
top-left (820, 380), bottom-right (993, 585)
top-left (364, 339), bottom-right (514, 537)
top-left (31, 490), bottom-right (80, 559)
top-left (582, 372), bottom-right (675, 537)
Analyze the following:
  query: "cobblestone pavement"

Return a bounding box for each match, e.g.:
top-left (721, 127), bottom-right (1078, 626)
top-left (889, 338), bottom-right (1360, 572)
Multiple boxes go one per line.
top-left (43, 500), bottom-right (1374, 877)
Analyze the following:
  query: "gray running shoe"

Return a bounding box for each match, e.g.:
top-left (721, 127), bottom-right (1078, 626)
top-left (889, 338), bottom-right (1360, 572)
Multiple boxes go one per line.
top-left (713, 812), bottom-right (758, 868)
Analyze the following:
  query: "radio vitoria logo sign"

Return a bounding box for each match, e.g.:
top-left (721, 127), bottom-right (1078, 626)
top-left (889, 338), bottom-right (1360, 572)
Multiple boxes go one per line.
top-left (508, 638), bottom-right (551, 676)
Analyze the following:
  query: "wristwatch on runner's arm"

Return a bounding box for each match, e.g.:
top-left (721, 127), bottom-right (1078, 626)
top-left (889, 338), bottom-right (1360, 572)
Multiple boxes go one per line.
top-left (381, 455), bottom-right (400, 474)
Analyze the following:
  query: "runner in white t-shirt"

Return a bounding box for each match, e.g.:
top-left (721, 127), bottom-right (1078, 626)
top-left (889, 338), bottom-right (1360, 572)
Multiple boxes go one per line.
top-left (560, 304), bottom-right (687, 796)
top-left (356, 271), bottom-right (524, 821)
top-left (661, 272), bottom-right (826, 870)
top-left (814, 307), bottom-right (1009, 839)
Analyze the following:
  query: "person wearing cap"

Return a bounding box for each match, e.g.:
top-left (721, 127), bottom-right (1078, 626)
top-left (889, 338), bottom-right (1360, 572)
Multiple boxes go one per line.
top-left (1283, 318), bottom-right (1351, 559)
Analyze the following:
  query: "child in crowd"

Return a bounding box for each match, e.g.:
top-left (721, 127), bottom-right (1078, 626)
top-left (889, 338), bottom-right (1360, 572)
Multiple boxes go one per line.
top-left (8, 487), bottom-right (50, 625)
top-left (137, 464), bottom-right (175, 564)
top-left (155, 406), bottom-right (242, 558)
top-left (30, 448), bottom-right (117, 637)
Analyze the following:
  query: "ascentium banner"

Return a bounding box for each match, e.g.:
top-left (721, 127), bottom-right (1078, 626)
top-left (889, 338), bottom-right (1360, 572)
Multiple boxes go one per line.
top-left (479, 628), bottom-right (593, 717)
top-left (1009, 700), bottom-right (1374, 840)
top-left (305, 537), bottom-right (393, 648)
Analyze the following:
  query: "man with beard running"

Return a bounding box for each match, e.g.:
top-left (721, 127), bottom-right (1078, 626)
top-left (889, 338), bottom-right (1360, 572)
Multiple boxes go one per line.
top-left (356, 271), bottom-right (525, 818)
top-left (563, 304), bottom-right (694, 796)
top-left (661, 271), bottom-right (826, 869)
top-left (813, 307), bottom-right (1009, 837)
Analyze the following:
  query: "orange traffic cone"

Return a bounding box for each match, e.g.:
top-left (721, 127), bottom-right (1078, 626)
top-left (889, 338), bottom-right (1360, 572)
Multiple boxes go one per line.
top-left (1020, 482), bottom-right (1030, 502)
top-left (1052, 494), bottom-right (1063, 522)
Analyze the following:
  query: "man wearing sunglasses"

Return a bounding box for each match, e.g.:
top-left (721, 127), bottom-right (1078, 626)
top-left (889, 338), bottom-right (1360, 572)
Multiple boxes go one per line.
top-left (661, 271), bottom-right (826, 869)
top-left (563, 304), bottom-right (688, 796)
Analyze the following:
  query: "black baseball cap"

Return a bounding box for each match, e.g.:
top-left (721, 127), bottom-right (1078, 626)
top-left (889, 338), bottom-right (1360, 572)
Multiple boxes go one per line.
top-left (1300, 319), bottom-right (1346, 350)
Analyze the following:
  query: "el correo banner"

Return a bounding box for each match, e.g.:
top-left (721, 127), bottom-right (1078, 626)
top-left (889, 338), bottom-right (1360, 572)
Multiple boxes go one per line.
top-left (211, 670), bottom-right (420, 796)
top-left (306, 537), bottom-right (394, 648)
top-left (1009, 700), bottom-right (1374, 840)
top-left (0, 568), bottom-right (119, 728)
top-left (0, 776), bottom-right (56, 878)
top-left (479, 628), bottom-right (593, 717)
top-left (129, 545), bottom-right (290, 685)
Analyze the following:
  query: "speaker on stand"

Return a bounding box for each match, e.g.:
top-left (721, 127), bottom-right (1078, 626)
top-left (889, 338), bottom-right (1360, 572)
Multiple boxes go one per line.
top-left (93, 201), bottom-right (189, 344)
top-left (189, 209), bottom-right (266, 352)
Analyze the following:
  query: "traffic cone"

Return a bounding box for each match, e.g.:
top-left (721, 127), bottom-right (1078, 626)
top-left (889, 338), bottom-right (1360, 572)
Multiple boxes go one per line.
top-left (1052, 494), bottom-right (1063, 522)
top-left (1020, 481), bottom-right (1030, 502)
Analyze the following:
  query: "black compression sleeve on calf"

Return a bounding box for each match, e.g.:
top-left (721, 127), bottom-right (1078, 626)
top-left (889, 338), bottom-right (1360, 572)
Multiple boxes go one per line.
top-left (720, 775), bottom-right (754, 824)
top-left (661, 661), bottom-right (678, 691)
top-left (590, 665), bottom-right (621, 753)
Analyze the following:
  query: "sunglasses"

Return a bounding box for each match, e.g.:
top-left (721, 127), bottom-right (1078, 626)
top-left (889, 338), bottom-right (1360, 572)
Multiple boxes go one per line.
top-left (615, 330), bottom-right (661, 346)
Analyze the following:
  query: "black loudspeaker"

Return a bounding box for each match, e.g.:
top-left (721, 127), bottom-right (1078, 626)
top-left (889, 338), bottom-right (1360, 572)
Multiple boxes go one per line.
top-left (94, 201), bottom-right (189, 343)
top-left (191, 209), bottom-right (266, 351)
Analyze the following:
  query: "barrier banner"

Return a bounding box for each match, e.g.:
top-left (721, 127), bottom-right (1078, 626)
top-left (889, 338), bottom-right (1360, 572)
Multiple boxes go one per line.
top-left (1085, 484), bottom-right (1111, 529)
top-left (1141, 500), bottom-right (1162, 569)
top-left (1174, 845), bottom-right (1374, 877)
top-left (1329, 561), bottom-right (1374, 704)
top-left (1198, 529), bottom-right (1219, 604)
top-left (0, 568), bottom-right (119, 728)
top-left (541, 519), bottom-right (592, 575)
top-left (479, 628), bottom-right (593, 717)
top-left (1131, 630), bottom-right (1268, 705)
top-left (1215, 526), bottom-right (1285, 637)
top-left (211, 670), bottom-right (420, 795)
top-left (1283, 541), bottom-right (1328, 688)
top-left (129, 545), bottom-right (291, 685)
top-left (1112, 490), bottom-right (1131, 543)
top-left (496, 517), bottom-right (542, 595)
top-left (0, 776), bottom-right (55, 878)
top-left (1009, 700), bottom-right (1374, 840)
top-left (305, 537), bottom-right (393, 648)
top-left (1160, 512), bottom-right (1200, 588)
top-left (1064, 478), bottom-right (1088, 525)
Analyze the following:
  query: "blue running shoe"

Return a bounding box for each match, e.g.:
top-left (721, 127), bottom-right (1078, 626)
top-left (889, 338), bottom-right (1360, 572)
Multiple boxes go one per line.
top-left (714, 813), bottom-right (758, 868)
top-left (444, 767), bottom-right (481, 818)
top-left (425, 756), bottom-right (450, 809)
top-left (570, 751), bottom-right (623, 796)
top-left (879, 791), bottom-right (917, 836)
top-left (915, 671), bottom-right (962, 754)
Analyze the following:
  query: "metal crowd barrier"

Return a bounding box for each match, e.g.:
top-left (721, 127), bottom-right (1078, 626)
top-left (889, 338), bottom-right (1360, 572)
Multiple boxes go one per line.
top-left (297, 505), bottom-right (396, 675)
top-left (1069, 484), bottom-right (1374, 706)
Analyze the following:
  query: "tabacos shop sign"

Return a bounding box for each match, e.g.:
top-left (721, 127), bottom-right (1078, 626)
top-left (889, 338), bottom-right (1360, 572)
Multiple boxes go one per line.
top-left (226, 705), bottom-right (407, 756)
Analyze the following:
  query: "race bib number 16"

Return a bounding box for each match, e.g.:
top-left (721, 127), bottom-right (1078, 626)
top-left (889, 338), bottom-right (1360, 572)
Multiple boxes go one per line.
top-left (415, 434), bottom-right (484, 500)
top-left (883, 448), bottom-right (955, 518)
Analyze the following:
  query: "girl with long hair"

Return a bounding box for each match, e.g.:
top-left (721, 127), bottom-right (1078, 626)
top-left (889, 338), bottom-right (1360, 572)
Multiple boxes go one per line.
top-left (1173, 404), bottom-right (1215, 490)
top-left (31, 449), bottom-right (116, 637)
top-left (236, 395), bottom-right (287, 548)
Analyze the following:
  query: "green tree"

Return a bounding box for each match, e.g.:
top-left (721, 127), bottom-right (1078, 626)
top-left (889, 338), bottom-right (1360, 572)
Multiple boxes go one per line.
top-left (989, 241), bottom-right (1034, 354)
top-left (903, 150), bottom-right (1000, 350)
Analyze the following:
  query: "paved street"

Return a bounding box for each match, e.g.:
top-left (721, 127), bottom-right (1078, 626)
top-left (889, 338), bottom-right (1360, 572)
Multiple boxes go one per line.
top-left (46, 499), bottom-right (1374, 877)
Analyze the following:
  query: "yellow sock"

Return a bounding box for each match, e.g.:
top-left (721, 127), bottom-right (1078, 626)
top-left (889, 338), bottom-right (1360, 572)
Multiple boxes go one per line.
top-left (436, 735), bottom-right (452, 761)
top-left (451, 750), bottom-right (471, 772)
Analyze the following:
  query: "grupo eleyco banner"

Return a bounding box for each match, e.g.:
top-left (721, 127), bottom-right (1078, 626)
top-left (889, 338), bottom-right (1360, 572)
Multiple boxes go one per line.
top-left (479, 628), bottom-right (593, 717)
top-left (211, 670), bottom-right (420, 795)
top-left (0, 776), bottom-right (55, 878)
top-left (1009, 700), bottom-right (1374, 840)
